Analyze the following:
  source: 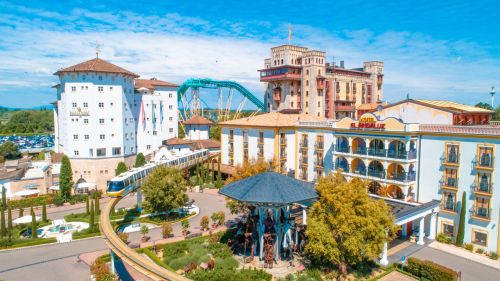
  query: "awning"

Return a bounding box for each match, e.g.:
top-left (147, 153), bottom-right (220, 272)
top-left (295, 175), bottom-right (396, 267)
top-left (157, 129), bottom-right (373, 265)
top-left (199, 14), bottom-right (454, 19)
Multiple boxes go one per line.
top-left (14, 189), bottom-right (40, 197)
top-left (76, 182), bottom-right (96, 189)
top-left (49, 185), bottom-right (60, 191)
top-left (13, 215), bottom-right (41, 224)
top-left (24, 184), bottom-right (39, 189)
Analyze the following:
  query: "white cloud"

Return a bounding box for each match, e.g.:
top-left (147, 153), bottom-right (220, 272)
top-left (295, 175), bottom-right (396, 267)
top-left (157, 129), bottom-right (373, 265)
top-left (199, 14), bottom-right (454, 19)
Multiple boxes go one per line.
top-left (0, 5), bottom-right (499, 108)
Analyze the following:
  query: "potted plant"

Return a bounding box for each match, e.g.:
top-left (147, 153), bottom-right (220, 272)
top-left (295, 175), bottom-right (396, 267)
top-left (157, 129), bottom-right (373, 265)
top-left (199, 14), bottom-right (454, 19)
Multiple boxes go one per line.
top-left (200, 216), bottom-right (209, 231)
top-left (118, 232), bottom-right (129, 244)
top-left (181, 220), bottom-right (190, 236)
top-left (140, 225), bottom-right (150, 242)
top-left (217, 211), bottom-right (225, 226)
top-left (210, 212), bottom-right (220, 229)
top-left (162, 222), bottom-right (173, 238)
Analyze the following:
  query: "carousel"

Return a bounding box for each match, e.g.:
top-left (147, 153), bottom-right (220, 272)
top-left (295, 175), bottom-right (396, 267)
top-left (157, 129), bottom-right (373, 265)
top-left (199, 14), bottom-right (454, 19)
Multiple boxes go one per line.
top-left (219, 172), bottom-right (318, 269)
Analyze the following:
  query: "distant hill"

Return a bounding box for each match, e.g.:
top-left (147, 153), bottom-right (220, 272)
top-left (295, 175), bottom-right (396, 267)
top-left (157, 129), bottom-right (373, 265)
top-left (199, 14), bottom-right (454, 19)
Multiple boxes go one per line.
top-left (0, 104), bottom-right (53, 111)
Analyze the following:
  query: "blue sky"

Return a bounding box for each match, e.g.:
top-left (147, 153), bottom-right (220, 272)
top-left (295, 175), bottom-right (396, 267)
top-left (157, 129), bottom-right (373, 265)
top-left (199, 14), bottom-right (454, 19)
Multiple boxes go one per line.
top-left (1, 0), bottom-right (499, 108)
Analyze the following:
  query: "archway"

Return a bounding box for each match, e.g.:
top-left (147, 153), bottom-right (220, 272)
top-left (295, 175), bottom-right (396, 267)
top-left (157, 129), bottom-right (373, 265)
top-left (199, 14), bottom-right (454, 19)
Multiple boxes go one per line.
top-left (388, 140), bottom-right (406, 159)
top-left (387, 163), bottom-right (405, 181)
top-left (368, 181), bottom-right (382, 195)
top-left (350, 158), bottom-right (366, 175)
top-left (368, 160), bottom-right (385, 178)
top-left (335, 156), bottom-right (349, 172)
top-left (352, 138), bottom-right (366, 155)
top-left (369, 139), bottom-right (385, 156)
top-left (336, 136), bottom-right (349, 153)
top-left (387, 185), bottom-right (404, 200)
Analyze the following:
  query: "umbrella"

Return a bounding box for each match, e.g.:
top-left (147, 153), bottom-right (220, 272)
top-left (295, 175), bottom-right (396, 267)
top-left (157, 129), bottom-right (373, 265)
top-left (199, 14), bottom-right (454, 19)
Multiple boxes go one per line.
top-left (14, 215), bottom-right (41, 224)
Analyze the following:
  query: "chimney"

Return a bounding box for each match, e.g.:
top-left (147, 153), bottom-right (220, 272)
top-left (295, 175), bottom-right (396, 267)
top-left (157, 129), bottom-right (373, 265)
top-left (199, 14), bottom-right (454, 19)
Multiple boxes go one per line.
top-left (340, 61), bottom-right (345, 68)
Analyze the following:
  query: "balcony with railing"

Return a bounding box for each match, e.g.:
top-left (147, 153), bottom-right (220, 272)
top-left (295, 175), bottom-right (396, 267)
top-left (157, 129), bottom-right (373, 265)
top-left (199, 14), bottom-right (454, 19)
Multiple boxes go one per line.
top-left (300, 156), bottom-right (309, 166)
top-left (442, 177), bottom-right (458, 190)
top-left (387, 150), bottom-right (407, 160)
top-left (472, 207), bottom-right (491, 221)
top-left (368, 169), bottom-right (385, 179)
top-left (336, 144), bottom-right (350, 153)
top-left (352, 147), bottom-right (367, 155)
top-left (444, 152), bottom-right (459, 165)
top-left (300, 139), bottom-right (309, 148)
top-left (315, 142), bottom-right (324, 151)
top-left (442, 197), bottom-right (456, 212)
top-left (368, 148), bottom-right (387, 157)
top-left (280, 137), bottom-right (287, 145)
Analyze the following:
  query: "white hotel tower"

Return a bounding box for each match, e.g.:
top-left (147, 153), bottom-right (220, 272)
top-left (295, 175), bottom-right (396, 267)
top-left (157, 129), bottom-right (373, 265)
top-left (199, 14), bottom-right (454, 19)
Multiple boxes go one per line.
top-left (52, 57), bottom-right (178, 190)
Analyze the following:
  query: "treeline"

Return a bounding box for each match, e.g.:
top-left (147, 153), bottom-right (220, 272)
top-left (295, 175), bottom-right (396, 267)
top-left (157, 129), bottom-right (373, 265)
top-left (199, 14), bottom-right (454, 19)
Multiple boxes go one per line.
top-left (0, 110), bottom-right (53, 134)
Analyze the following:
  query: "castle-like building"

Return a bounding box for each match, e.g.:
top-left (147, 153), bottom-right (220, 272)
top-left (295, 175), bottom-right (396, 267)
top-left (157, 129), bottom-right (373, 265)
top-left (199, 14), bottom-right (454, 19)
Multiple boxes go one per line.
top-left (260, 44), bottom-right (383, 119)
top-left (52, 57), bottom-right (179, 190)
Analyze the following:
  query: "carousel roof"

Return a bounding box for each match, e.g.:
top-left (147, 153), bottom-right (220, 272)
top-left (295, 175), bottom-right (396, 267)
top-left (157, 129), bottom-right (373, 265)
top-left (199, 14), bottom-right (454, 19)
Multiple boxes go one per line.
top-left (219, 172), bottom-right (318, 206)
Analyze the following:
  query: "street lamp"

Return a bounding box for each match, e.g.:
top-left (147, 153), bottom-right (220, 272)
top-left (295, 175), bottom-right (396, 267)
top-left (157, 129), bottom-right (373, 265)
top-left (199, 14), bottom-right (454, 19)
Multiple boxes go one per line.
top-left (490, 86), bottom-right (496, 108)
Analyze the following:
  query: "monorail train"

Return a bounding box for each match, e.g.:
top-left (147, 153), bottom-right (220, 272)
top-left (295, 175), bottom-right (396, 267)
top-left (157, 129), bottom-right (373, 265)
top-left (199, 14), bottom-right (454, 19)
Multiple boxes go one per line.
top-left (107, 149), bottom-right (209, 197)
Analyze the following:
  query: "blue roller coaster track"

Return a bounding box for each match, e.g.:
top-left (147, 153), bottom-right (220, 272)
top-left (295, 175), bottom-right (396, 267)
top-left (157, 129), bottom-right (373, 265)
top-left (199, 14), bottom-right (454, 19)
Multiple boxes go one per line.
top-left (177, 78), bottom-right (265, 111)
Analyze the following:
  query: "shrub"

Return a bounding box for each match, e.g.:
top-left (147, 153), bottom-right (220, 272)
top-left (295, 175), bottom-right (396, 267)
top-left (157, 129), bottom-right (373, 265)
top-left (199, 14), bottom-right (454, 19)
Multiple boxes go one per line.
top-left (162, 222), bottom-right (173, 238)
top-left (464, 243), bottom-right (474, 252)
top-left (187, 268), bottom-right (272, 281)
top-left (437, 233), bottom-right (452, 244)
top-left (210, 211), bottom-right (226, 226)
top-left (8, 194), bottom-right (54, 209)
top-left (140, 225), bottom-right (149, 237)
top-left (407, 257), bottom-right (457, 281)
top-left (200, 216), bottom-right (209, 230)
top-left (489, 252), bottom-right (498, 260)
top-left (118, 232), bottom-right (128, 244)
top-left (53, 194), bottom-right (65, 207)
top-left (90, 258), bottom-right (115, 281)
top-left (475, 248), bottom-right (484, 254)
top-left (181, 219), bottom-right (189, 230)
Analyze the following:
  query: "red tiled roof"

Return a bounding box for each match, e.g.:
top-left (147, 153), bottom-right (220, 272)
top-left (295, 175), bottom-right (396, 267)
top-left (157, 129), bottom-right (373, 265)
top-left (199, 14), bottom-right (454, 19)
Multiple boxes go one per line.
top-left (135, 78), bottom-right (178, 90)
top-left (164, 138), bottom-right (192, 145)
top-left (188, 139), bottom-right (220, 150)
top-left (183, 115), bottom-right (213, 125)
top-left (54, 58), bottom-right (139, 77)
top-left (419, 124), bottom-right (500, 136)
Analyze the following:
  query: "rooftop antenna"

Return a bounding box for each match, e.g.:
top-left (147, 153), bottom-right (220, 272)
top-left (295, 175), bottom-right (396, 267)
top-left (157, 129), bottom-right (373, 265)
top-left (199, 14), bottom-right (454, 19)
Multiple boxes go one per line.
top-left (92, 41), bottom-right (102, 58)
top-left (490, 86), bottom-right (496, 108)
top-left (406, 93), bottom-right (410, 100)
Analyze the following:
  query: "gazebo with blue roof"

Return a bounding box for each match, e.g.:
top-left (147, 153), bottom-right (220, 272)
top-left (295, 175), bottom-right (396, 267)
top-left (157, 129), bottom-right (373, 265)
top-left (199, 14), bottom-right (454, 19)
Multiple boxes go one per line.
top-left (219, 172), bottom-right (318, 263)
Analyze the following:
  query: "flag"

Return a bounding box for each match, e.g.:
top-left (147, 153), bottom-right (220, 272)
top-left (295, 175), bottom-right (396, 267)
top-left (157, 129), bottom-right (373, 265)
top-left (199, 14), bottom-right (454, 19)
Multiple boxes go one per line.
top-left (151, 100), bottom-right (156, 130)
top-left (160, 100), bottom-right (164, 125)
top-left (140, 100), bottom-right (146, 131)
top-left (288, 24), bottom-right (292, 44)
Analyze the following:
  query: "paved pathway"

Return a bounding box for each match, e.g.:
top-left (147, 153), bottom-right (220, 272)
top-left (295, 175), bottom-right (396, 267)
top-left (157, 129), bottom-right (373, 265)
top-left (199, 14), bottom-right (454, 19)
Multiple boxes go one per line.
top-left (410, 246), bottom-right (500, 281)
top-left (0, 191), bottom-right (232, 281)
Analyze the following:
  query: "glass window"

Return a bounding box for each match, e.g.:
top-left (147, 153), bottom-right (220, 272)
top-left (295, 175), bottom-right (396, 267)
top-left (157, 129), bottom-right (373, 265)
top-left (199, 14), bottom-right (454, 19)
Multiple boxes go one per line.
top-left (443, 191), bottom-right (456, 211)
top-left (473, 230), bottom-right (487, 247)
top-left (443, 223), bottom-right (454, 236)
top-left (98, 86), bottom-right (103, 92)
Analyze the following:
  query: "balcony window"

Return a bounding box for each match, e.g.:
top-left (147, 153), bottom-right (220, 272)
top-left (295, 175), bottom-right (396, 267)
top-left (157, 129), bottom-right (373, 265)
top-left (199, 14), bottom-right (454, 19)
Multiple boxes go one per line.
top-left (478, 147), bottom-right (493, 168)
top-left (301, 135), bottom-right (309, 147)
top-left (445, 144), bottom-right (459, 163)
top-left (474, 197), bottom-right (490, 219)
top-left (442, 191), bottom-right (456, 212)
top-left (477, 173), bottom-right (491, 193)
top-left (444, 168), bottom-right (458, 187)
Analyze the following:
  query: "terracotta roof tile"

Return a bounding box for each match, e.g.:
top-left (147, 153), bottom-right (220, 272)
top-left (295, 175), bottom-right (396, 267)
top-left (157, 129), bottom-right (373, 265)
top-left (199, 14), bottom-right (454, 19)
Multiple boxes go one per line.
top-left (183, 115), bottom-right (213, 125)
top-left (415, 100), bottom-right (494, 114)
top-left (54, 58), bottom-right (139, 77)
top-left (419, 124), bottom-right (500, 136)
top-left (220, 112), bottom-right (327, 127)
top-left (188, 139), bottom-right (220, 150)
top-left (135, 78), bottom-right (178, 90)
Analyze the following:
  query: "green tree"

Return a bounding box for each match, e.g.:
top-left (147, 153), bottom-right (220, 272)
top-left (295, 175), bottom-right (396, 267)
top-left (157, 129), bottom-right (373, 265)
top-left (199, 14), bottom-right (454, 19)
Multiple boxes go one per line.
top-left (0, 141), bottom-right (20, 160)
top-left (94, 196), bottom-right (100, 215)
top-left (134, 153), bottom-right (146, 168)
top-left (216, 154), bottom-right (222, 188)
top-left (142, 167), bottom-right (188, 214)
top-left (18, 207), bottom-right (23, 217)
top-left (210, 123), bottom-right (221, 140)
top-left (1, 186), bottom-right (6, 209)
top-left (31, 207), bottom-right (37, 239)
top-left (7, 207), bottom-right (12, 233)
top-left (0, 208), bottom-right (5, 238)
top-left (115, 162), bottom-right (127, 176)
top-left (86, 196), bottom-right (90, 215)
top-left (59, 155), bottom-right (73, 201)
top-left (42, 204), bottom-right (47, 222)
top-left (456, 191), bottom-right (466, 246)
top-left (305, 173), bottom-right (398, 275)
top-left (475, 102), bottom-right (493, 110)
top-left (89, 201), bottom-right (95, 229)
top-left (178, 122), bottom-right (185, 139)
top-left (37, 150), bottom-right (46, 161)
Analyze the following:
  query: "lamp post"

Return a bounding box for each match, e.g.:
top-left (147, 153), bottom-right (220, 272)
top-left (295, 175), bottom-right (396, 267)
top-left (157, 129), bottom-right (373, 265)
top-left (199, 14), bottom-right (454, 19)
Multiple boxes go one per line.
top-left (490, 86), bottom-right (496, 108)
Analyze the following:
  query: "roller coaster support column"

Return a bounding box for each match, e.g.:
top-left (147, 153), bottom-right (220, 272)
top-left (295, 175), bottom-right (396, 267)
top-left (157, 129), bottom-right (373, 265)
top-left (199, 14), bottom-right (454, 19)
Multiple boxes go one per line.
top-left (137, 189), bottom-right (142, 212)
top-left (110, 250), bottom-right (116, 274)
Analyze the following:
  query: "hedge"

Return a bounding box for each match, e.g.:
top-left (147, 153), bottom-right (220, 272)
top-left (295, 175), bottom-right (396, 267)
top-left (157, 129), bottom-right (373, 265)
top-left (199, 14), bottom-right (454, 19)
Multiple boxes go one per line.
top-left (137, 248), bottom-right (175, 271)
top-left (0, 237), bottom-right (57, 249)
top-left (8, 195), bottom-right (53, 209)
top-left (407, 257), bottom-right (457, 281)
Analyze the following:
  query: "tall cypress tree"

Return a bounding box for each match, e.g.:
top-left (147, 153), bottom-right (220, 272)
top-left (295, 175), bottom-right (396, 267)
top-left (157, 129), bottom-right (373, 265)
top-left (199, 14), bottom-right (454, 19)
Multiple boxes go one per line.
top-left (216, 155), bottom-right (222, 188)
top-left (211, 160), bottom-right (215, 183)
top-left (94, 196), bottom-right (100, 215)
top-left (0, 208), bottom-right (5, 238)
top-left (456, 191), bottom-right (466, 246)
top-left (31, 207), bottom-right (37, 239)
top-left (89, 201), bottom-right (95, 229)
top-left (134, 153), bottom-right (146, 168)
top-left (1, 186), bottom-right (6, 209)
top-left (19, 207), bottom-right (23, 218)
top-left (42, 204), bottom-right (47, 222)
top-left (7, 207), bottom-right (12, 233)
top-left (85, 196), bottom-right (90, 215)
top-left (59, 155), bottom-right (73, 201)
